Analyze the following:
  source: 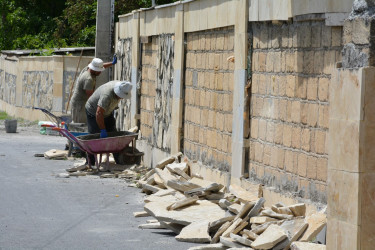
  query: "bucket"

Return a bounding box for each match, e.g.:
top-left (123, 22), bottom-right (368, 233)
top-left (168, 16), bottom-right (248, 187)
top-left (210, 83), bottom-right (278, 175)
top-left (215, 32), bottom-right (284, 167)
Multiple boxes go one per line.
top-left (5, 119), bottom-right (17, 133)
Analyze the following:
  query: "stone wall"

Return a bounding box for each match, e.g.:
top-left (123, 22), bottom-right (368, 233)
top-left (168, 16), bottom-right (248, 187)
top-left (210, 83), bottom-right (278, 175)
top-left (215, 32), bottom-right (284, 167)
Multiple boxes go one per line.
top-left (22, 71), bottom-right (54, 110)
top-left (0, 55), bottom-right (93, 120)
top-left (247, 20), bottom-right (342, 203)
top-left (140, 37), bottom-right (158, 143)
top-left (183, 27), bottom-right (235, 172)
top-left (115, 38), bottom-right (132, 131)
top-left (0, 70), bottom-right (17, 105)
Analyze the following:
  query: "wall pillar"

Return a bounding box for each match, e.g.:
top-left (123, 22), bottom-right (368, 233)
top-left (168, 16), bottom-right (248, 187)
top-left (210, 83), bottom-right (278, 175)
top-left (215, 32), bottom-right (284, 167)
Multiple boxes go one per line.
top-left (171, 4), bottom-right (184, 154)
top-left (231, 0), bottom-right (249, 179)
top-left (52, 56), bottom-right (64, 112)
top-left (131, 12), bottom-right (140, 128)
top-left (327, 14), bottom-right (375, 250)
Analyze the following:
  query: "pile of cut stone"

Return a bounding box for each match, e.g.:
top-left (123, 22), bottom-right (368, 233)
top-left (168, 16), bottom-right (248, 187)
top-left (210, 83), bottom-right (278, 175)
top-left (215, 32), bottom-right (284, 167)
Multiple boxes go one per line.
top-left (134, 154), bottom-right (327, 250)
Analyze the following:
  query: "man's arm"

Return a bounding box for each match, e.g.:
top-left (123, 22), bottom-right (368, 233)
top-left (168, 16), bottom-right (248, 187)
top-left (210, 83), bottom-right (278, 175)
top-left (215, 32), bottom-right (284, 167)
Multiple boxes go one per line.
top-left (85, 89), bottom-right (94, 98)
top-left (103, 54), bottom-right (117, 68)
top-left (95, 106), bottom-right (106, 130)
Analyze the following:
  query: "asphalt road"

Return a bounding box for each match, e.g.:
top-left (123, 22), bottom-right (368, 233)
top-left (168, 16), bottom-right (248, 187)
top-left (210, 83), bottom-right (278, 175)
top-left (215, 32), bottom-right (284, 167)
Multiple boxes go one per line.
top-left (0, 124), bottom-right (199, 250)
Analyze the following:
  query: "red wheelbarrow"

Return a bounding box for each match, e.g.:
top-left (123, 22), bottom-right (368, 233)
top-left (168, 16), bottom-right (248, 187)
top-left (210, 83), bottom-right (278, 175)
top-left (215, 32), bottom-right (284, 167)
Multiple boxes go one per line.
top-left (52, 127), bottom-right (138, 170)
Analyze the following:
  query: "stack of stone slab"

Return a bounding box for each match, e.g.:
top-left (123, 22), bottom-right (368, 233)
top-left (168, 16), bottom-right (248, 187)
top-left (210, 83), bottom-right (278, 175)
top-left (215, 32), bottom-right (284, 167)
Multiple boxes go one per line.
top-left (135, 154), bottom-right (327, 250)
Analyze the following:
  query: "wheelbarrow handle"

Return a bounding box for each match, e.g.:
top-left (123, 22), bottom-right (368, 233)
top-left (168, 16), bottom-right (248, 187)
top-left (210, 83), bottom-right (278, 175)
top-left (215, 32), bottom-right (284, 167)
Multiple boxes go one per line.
top-left (41, 124), bottom-right (56, 127)
top-left (53, 127), bottom-right (83, 149)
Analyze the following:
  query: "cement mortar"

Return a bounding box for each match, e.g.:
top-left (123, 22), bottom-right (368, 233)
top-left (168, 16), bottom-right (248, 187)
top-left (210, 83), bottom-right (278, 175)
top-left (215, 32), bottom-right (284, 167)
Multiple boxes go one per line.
top-left (342, 43), bottom-right (369, 68)
top-left (350, 0), bottom-right (375, 19)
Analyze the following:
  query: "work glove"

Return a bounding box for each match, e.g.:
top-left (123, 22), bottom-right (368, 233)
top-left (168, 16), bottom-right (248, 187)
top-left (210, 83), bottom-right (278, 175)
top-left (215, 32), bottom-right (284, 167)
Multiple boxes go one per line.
top-left (112, 54), bottom-right (117, 65)
top-left (100, 129), bottom-right (108, 138)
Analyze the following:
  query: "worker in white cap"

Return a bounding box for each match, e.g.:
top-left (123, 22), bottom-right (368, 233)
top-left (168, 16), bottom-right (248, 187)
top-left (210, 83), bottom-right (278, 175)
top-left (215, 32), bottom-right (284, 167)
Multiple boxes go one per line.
top-left (70, 55), bottom-right (117, 124)
top-left (85, 80), bottom-right (132, 165)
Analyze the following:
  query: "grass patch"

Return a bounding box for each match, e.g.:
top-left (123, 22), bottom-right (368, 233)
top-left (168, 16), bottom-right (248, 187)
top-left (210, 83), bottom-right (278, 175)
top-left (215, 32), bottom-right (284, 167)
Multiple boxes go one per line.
top-left (0, 111), bottom-right (13, 120)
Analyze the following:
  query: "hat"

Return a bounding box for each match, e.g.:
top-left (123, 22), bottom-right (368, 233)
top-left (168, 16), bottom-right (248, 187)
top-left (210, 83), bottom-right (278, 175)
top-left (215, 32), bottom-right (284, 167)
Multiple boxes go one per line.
top-left (114, 81), bottom-right (132, 99)
top-left (88, 58), bottom-right (105, 72)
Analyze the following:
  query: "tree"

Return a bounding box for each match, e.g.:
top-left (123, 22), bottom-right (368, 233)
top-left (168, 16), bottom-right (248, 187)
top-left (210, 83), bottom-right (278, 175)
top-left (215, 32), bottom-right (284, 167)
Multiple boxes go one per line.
top-left (0, 0), bottom-right (178, 50)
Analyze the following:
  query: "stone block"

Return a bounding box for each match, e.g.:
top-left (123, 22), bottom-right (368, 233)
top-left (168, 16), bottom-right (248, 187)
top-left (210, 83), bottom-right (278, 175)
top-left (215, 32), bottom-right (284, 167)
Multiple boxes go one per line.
top-left (318, 77), bottom-right (329, 102)
top-left (284, 150), bottom-right (294, 174)
top-left (307, 77), bottom-right (318, 101)
top-left (307, 155), bottom-right (317, 179)
top-left (352, 17), bottom-right (371, 45)
top-left (282, 124), bottom-right (292, 147)
top-left (291, 126), bottom-right (301, 149)
top-left (277, 148), bottom-right (285, 170)
top-left (321, 25), bottom-right (332, 48)
top-left (274, 123), bottom-right (283, 144)
top-left (258, 119), bottom-right (267, 141)
top-left (303, 51), bottom-right (314, 74)
top-left (286, 75), bottom-right (296, 97)
top-left (314, 130), bottom-right (326, 154)
top-left (296, 76), bottom-right (307, 99)
top-left (316, 157), bottom-right (327, 182)
top-left (307, 103), bottom-right (318, 127)
top-left (301, 128), bottom-right (310, 151)
top-left (297, 153), bottom-right (307, 177)
top-left (311, 24), bottom-right (322, 48)
top-left (291, 101), bottom-right (301, 124)
top-left (331, 26), bottom-right (342, 47)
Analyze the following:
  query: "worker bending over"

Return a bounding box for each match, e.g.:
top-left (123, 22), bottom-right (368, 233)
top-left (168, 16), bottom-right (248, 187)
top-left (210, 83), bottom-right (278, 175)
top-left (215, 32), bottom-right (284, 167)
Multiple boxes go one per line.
top-left (85, 80), bottom-right (132, 165)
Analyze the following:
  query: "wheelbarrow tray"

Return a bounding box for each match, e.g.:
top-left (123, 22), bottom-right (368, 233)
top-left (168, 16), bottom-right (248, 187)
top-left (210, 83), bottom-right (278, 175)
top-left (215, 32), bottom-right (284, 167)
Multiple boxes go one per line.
top-left (76, 131), bottom-right (137, 154)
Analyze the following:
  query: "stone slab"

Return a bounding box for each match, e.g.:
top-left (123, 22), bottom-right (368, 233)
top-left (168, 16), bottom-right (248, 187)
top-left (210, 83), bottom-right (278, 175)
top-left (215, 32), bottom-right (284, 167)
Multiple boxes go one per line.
top-left (300, 213), bottom-right (326, 242)
top-left (273, 218), bottom-right (308, 250)
top-left (229, 184), bottom-right (258, 202)
top-left (188, 243), bottom-right (226, 250)
top-left (291, 242), bottom-right (326, 250)
top-left (251, 224), bottom-right (288, 249)
top-left (220, 236), bottom-right (247, 249)
top-left (176, 220), bottom-right (211, 243)
top-left (138, 222), bottom-right (166, 229)
top-left (144, 199), bottom-right (226, 226)
top-left (230, 233), bottom-right (253, 247)
top-left (133, 211), bottom-right (149, 217)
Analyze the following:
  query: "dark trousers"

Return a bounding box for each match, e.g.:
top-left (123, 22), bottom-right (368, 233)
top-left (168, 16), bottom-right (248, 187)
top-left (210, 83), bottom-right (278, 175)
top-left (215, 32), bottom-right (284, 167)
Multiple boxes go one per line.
top-left (85, 109), bottom-right (119, 166)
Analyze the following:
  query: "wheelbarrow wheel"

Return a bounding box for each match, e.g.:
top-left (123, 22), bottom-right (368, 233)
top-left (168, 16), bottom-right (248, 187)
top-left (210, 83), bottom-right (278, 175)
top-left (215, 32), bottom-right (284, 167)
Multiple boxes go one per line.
top-left (117, 147), bottom-right (144, 165)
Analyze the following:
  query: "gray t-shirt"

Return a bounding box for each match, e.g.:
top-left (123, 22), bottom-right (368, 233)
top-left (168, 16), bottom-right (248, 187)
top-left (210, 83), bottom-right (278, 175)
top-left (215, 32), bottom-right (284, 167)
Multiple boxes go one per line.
top-left (71, 67), bottom-right (96, 106)
top-left (85, 81), bottom-right (120, 117)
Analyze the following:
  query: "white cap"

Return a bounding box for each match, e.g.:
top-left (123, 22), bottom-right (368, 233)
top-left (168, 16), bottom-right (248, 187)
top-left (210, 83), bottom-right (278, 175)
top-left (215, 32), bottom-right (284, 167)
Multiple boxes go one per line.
top-left (114, 81), bottom-right (132, 99)
top-left (88, 58), bottom-right (105, 72)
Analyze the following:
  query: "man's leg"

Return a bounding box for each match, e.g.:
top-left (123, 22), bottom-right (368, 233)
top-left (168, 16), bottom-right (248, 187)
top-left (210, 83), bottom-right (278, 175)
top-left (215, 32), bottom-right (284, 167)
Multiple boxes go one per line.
top-left (104, 113), bottom-right (120, 164)
top-left (86, 109), bottom-right (100, 166)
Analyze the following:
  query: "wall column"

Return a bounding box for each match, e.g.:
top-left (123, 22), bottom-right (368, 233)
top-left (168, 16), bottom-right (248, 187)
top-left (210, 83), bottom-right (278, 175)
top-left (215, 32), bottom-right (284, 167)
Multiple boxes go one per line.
top-left (231, 0), bottom-right (249, 179)
top-left (327, 15), bottom-right (375, 249)
top-left (131, 12), bottom-right (140, 128)
top-left (171, 4), bottom-right (184, 154)
top-left (52, 56), bottom-right (64, 112)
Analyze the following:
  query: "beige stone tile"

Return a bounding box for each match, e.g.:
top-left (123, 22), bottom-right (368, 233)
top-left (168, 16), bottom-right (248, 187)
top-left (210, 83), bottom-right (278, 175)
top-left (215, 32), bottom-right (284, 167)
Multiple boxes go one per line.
top-left (360, 173), bottom-right (375, 249)
top-left (328, 118), bottom-right (360, 173)
top-left (327, 218), bottom-right (360, 250)
top-left (330, 69), bottom-right (363, 121)
top-left (362, 67), bottom-right (375, 172)
top-left (327, 169), bottom-right (360, 225)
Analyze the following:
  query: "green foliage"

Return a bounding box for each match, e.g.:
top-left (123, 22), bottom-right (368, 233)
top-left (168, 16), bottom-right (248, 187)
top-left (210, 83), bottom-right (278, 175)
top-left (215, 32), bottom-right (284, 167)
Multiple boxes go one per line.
top-left (0, 111), bottom-right (12, 120)
top-left (0, 0), bottom-right (178, 51)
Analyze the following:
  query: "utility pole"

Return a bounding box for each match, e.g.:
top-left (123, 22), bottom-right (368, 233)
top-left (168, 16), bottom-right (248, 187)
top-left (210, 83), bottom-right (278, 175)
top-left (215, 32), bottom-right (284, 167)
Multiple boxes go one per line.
top-left (95, 0), bottom-right (115, 86)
